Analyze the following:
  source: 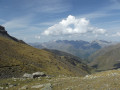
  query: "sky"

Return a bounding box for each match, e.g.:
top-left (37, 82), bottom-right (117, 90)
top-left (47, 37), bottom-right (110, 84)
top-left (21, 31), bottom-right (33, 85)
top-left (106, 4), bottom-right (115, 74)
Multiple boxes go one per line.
top-left (0, 0), bottom-right (120, 43)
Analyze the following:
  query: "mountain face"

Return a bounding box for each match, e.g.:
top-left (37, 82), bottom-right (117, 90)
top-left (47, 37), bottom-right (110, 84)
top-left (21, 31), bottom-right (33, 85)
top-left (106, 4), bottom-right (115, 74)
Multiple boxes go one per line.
top-left (89, 43), bottom-right (120, 71)
top-left (0, 26), bottom-right (91, 78)
top-left (30, 40), bottom-right (112, 60)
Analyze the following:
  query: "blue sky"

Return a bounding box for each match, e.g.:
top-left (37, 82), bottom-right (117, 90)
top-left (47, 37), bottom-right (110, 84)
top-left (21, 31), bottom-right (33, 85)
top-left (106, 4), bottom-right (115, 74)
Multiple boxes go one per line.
top-left (0, 0), bottom-right (120, 43)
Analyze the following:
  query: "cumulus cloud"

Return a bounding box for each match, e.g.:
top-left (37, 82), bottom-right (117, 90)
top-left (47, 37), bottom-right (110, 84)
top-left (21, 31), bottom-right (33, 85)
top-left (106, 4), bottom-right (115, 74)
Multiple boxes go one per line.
top-left (112, 32), bottom-right (120, 36)
top-left (42, 15), bottom-right (106, 36)
top-left (116, 32), bottom-right (120, 36)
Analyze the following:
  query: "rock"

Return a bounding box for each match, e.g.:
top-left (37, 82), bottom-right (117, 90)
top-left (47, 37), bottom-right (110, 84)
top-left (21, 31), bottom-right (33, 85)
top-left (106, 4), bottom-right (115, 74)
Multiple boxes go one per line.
top-left (9, 85), bottom-right (14, 88)
top-left (0, 25), bottom-right (5, 30)
top-left (20, 85), bottom-right (28, 90)
top-left (31, 84), bottom-right (43, 88)
top-left (13, 84), bottom-right (17, 86)
top-left (0, 25), bottom-right (7, 33)
top-left (22, 72), bottom-right (46, 79)
top-left (23, 73), bottom-right (33, 78)
top-left (5, 87), bottom-right (8, 89)
top-left (5, 83), bottom-right (9, 86)
top-left (42, 83), bottom-right (52, 90)
top-left (46, 75), bottom-right (52, 79)
top-left (32, 72), bottom-right (46, 78)
top-left (9, 84), bottom-right (17, 88)
top-left (0, 86), bottom-right (4, 90)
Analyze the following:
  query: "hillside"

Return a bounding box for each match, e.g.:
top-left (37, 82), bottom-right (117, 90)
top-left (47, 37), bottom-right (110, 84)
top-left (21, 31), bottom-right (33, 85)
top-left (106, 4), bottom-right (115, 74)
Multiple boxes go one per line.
top-left (0, 26), bottom-right (91, 78)
top-left (44, 48), bottom-right (84, 62)
top-left (43, 49), bottom-right (90, 67)
top-left (31, 40), bottom-right (112, 60)
top-left (1, 68), bottom-right (120, 89)
top-left (89, 43), bottom-right (120, 71)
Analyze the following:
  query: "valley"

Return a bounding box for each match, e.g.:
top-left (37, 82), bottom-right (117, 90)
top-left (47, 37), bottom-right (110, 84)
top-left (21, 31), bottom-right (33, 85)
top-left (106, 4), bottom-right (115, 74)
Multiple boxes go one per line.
top-left (0, 26), bottom-right (120, 90)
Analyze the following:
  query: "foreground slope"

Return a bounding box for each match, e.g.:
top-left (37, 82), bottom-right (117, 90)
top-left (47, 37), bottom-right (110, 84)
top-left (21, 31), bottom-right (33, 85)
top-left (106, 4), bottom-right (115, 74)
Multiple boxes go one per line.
top-left (89, 43), bottom-right (120, 71)
top-left (1, 68), bottom-right (120, 90)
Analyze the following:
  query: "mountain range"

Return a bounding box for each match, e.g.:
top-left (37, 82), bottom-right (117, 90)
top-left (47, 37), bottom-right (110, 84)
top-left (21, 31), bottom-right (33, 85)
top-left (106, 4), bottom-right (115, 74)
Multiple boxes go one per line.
top-left (30, 40), bottom-right (112, 60)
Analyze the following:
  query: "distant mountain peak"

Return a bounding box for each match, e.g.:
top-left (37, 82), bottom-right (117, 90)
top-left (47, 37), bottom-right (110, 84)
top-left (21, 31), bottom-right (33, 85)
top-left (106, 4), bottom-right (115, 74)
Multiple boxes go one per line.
top-left (91, 40), bottom-right (112, 48)
top-left (92, 40), bottom-right (111, 43)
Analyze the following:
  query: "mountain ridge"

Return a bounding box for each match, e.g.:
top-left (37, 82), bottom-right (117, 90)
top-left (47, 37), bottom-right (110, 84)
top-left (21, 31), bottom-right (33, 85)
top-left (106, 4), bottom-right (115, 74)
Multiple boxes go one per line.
top-left (30, 39), bottom-right (113, 60)
top-left (0, 25), bottom-right (25, 44)
top-left (89, 43), bottom-right (120, 71)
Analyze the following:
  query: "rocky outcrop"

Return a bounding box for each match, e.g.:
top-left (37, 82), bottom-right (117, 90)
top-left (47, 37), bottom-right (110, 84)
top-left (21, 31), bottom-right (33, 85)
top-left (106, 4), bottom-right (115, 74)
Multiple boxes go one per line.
top-left (23, 73), bottom-right (33, 78)
top-left (32, 72), bottom-right (46, 78)
top-left (0, 25), bottom-right (26, 44)
top-left (42, 83), bottom-right (52, 90)
top-left (23, 72), bottom-right (46, 79)
top-left (0, 25), bottom-right (8, 35)
top-left (0, 25), bottom-right (4, 30)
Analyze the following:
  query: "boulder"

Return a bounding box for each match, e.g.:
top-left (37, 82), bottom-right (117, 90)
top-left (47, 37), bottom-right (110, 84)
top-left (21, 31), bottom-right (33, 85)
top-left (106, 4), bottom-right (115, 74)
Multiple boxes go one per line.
top-left (0, 86), bottom-right (4, 90)
top-left (42, 83), bottom-right (52, 90)
top-left (31, 84), bottom-right (43, 89)
top-left (20, 85), bottom-right (28, 90)
top-left (23, 73), bottom-right (33, 78)
top-left (32, 72), bottom-right (46, 78)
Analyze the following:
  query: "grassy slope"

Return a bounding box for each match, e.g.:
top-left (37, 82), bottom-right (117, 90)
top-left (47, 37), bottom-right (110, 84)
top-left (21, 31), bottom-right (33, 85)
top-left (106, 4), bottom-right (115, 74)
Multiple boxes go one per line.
top-left (44, 49), bottom-right (92, 74)
top-left (0, 36), bottom-right (90, 78)
top-left (1, 69), bottom-right (120, 90)
top-left (89, 43), bottom-right (120, 71)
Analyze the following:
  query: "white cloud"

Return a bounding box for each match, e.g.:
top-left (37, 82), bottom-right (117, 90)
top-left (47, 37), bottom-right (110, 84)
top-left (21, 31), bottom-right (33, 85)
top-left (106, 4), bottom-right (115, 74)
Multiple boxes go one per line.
top-left (2, 17), bottom-right (30, 30)
top-left (42, 15), bottom-right (106, 36)
top-left (112, 32), bottom-right (120, 36)
top-left (2, 16), bottom-right (43, 32)
top-left (116, 32), bottom-right (120, 36)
